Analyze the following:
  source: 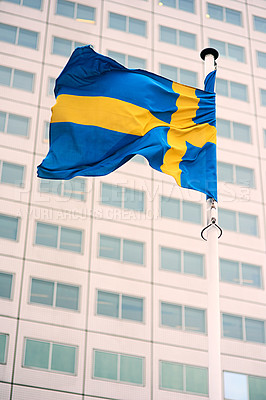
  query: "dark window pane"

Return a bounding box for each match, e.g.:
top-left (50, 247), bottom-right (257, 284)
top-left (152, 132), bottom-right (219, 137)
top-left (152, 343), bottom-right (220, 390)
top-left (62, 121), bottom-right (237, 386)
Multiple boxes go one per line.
top-left (0, 334), bottom-right (7, 364)
top-left (218, 209), bottom-right (237, 231)
top-left (182, 201), bottom-right (201, 224)
top-left (225, 8), bottom-right (242, 26)
top-left (228, 43), bottom-right (245, 62)
top-left (218, 162), bottom-right (234, 183)
top-left (216, 78), bottom-right (229, 97)
top-left (56, 0), bottom-right (75, 18)
top-left (56, 283), bottom-right (79, 310)
top-left (1, 161), bottom-right (24, 186)
top-left (179, 30), bottom-right (196, 49)
top-left (0, 272), bottom-right (13, 299)
top-left (76, 4), bottom-right (95, 22)
top-left (120, 355), bottom-right (143, 384)
top-left (161, 247), bottom-right (181, 272)
top-left (128, 55), bottom-right (146, 69)
top-left (107, 50), bottom-right (126, 65)
top-left (99, 235), bottom-right (120, 260)
top-left (0, 111), bottom-right (6, 132)
top-left (18, 28), bottom-right (38, 49)
top-left (242, 263), bottom-right (262, 288)
top-left (233, 122), bottom-right (251, 143)
top-left (35, 222), bottom-right (58, 248)
top-left (24, 339), bottom-right (50, 369)
top-left (220, 259), bottom-right (240, 284)
top-left (254, 16), bottom-right (266, 33)
top-left (230, 81), bottom-right (248, 101)
top-left (60, 227), bottom-right (82, 253)
top-left (160, 64), bottom-right (178, 81)
top-left (124, 188), bottom-right (144, 212)
top-left (129, 17), bottom-right (146, 37)
top-left (161, 302), bottom-right (182, 328)
top-left (179, 68), bottom-right (197, 86)
top-left (248, 375), bottom-right (266, 400)
top-left (184, 252), bottom-right (204, 277)
top-left (101, 183), bottom-right (122, 208)
top-left (207, 3), bottom-right (223, 21)
top-left (238, 213), bottom-right (258, 236)
top-left (257, 51), bottom-right (266, 68)
top-left (0, 23), bottom-right (17, 44)
top-left (222, 314), bottom-right (243, 339)
top-left (23, 0), bottom-right (42, 9)
top-left (179, 0), bottom-right (194, 13)
top-left (216, 118), bottom-right (231, 138)
top-left (185, 307), bottom-right (206, 333)
top-left (97, 291), bottom-right (119, 318)
top-left (185, 365), bottom-right (208, 395)
top-left (13, 69), bottom-right (34, 92)
top-left (160, 26), bottom-right (177, 45)
top-left (30, 279), bottom-right (54, 306)
top-left (245, 318), bottom-right (265, 343)
top-left (109, 12), bottom-right (126, 32)
top-left (52, 36), bottom-right (72, 57)
top-left (160, 361), bottom-right (184, 391)
top-left (161, 196), bottom-right (180, 219)
top-left (123, 239), bottom-right (144, 265)
top-left (235, 166), bottom-right (254, 188)
top-left (7, 113), bottom-right (29, 136)
top-left (0, 214), bottom-right (18, 241)
top-left (260, 89), bottom-right (266, 106)
top-left (122, 295), bottom-right (143, 322)
top-left (161, 0), bottom-right (176, 8)
top-left (94, 350), bottom-right (118, 381)
top-left (0, 66), bottom-right (12, 86)
top-left (209, 39), bottom-right (226, 57)
top-left (51, 343), bottom-right (76, 374)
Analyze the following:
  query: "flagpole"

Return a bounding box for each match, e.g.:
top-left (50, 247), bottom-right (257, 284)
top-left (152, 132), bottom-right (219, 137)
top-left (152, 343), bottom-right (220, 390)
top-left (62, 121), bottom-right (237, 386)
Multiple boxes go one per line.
top-left (200, 48), bottom-right (223, 400)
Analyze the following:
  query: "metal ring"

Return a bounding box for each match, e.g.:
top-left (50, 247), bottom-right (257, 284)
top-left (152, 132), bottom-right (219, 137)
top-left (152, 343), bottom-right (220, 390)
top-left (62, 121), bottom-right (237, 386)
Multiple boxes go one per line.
top-left (201, 222), bottom-right (223, 241)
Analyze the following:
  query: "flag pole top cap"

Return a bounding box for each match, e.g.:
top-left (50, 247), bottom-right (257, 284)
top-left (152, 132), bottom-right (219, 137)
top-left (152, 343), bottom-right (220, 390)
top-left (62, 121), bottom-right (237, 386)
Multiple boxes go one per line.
top-left (200, 48), bottom-right (219, 61)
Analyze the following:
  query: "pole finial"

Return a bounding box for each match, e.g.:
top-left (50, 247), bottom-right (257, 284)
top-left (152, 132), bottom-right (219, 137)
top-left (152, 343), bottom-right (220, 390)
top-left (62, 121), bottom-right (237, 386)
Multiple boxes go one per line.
top-left (200, 47), bottom-right (219, 61)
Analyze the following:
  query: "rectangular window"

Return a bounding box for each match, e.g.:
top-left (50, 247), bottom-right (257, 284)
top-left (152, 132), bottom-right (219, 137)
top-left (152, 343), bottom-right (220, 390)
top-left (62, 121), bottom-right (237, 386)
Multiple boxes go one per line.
top-left (108, 50), bottom-right (147, 69)
top-left (160, 63), bottom-right (197, 86)
top-left (161, 302), bottom-right (206, 333)
top-left (160, 0), bottom-right (195, 13)
top-left (0, 23), bottom-right (39, 49)
top-left (39, 177), bottom-right (86, 201)
top-left (0, 65), bottom-right (34, 92)
top-left (218, 162), bottom-right (255, 188)
top-left (160, 247), bottom-right (204, 277)
top-left (219, 209), bottom-right (258, 236)
top-left (101, 183), bottom-right (145, 212)
top-left (99, 234), bottom-right (120, 260)
top-left (23, 338), bottom-right (77, 374)
top-left (209, 38), bottom-right (245, 62)
top-left (0, 214), bottom-right (19, 241)
top-left (1, 112), bottom-right (30, 137)
top-left (260, 89), bottom-right (266, 106)
top-left (30, 278), bottom-right (79, 310)
top-left (254, 16), bottom-right (266, 33)
top-left (0, 334), bottom-right (8, 364)
top-left (56, 0), bottom-right (95, 23)
top-left (257, 51), bottom-right (266, 68)
top-left (216, 118), bottom-right (251, 143)
top-left (3, 0), bottom-right (42, 9)
top-left (160, 196), bottom-right (202, 225)
top-left (160, 361), bottom-right (208, 395)
top-left (35, 222), bottom-right (83, 253)
top-left (97, 290), bottom-right (143, 322)
top-left (0, 272), bottom-right (13, 299)
top-left (52, 36), bottom-right (85, 57)
top-left (159, 26), bottom-right (196, 49)
top-left (99, 235), bottom-right (144, 265)
top-left (216, 78), bottom-right (248, 101)
top-left (207, 3), bottom-right (242, 26)
top-left (222, 314), bottom-right (265, 344)
top-left (109, 12), bottom-right (146, 37)
top-left (0, 161), bottom-right (24, 187)
top-left (222, 313), bottom-right (243, 340)
top-left (94, 350), bottom-right (144, 385)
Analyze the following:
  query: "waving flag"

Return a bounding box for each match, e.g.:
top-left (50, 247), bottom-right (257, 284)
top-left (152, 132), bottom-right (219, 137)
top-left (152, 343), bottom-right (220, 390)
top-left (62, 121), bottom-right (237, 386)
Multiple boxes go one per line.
top-left (37, 46), bottom-right (217, 200)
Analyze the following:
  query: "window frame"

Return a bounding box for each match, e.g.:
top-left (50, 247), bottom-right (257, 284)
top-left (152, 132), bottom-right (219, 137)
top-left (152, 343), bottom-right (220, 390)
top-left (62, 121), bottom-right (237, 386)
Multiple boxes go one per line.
top-left (108, 12), bottom-right (147, 38)
top-left (216, 118), bottom-right (252, 143)
top-left (100, 182), bottom-right (145, 213)
top-left (218, 161), bottom-right (255, 188)
top-left (0, 333), bottom-right (9, 365)
top-left (218, 209), bottom-right (259, 236)
top-left (39, 177), bottom-right (86, 201)
top-left (23, 337), bottom-right (78, 375)
top-left (222, 313), bottom-right (266, 344)
top-left (219, 258), bottom-right (263, 289)
top-left (207, 3), bottom-right (242, 26)
top-left (160, 195), bottom-right (202, 225)
top-left (159, 246), bottom-right (205, 278)
top-left (0, 270), bottom-right (14, 300)
top-left (0, 160), bottom-right (25, 188)
top-left (0, 23), bottom-right (39, 50)
top-left (159, 25), bottom-right (196, 50)
top-left (0, 110), bottom-right (30, 138)
top-left (55, 0), bottom-right (96, 23)
top-left (0, 65), bottom-right (35, 92)
top-left (209, 38), bottom-right (245, 63)
top-left (0, 213), bottom-right (20, 242)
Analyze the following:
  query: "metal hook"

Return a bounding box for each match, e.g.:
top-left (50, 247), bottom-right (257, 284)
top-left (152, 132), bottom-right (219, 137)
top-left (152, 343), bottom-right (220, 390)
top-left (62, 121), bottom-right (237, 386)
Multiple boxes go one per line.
top-left (201, 221), bottom-right (223, 241)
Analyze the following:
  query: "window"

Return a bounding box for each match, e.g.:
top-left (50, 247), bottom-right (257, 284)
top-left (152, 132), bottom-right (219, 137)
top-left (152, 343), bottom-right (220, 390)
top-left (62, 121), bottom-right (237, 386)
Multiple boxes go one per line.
top-left (0, 111), bottom-right (30, 137)
top-left (223, 313), bottom-right (265, 344)
top-left (0, 214), bottom-right (19, 241)
top-left (257, 51), bottom-right (266, 68)
top-left (254, 16), bottom-right (266, 33)
top-left (56, 0), bottom-right (95, 22)
top-left (209, 38), bottom-right (245, 63)
top-left (160, 196), bottom-right (202, 224)
top-left (161, 302), bottom-right (206, 333)
top-left (101, 183), bottom-right (145, 212)
top-left (109, 12), bottom-right (146, 37)
top-left (23, 338), bottom-right (77, 374)
top-left (159, 0), bottom-right (195, 13)
top-left (99, 234), bottom-right (144, 265)
top-left (131, 155), bottom-right (146, 164)
top-left (216, 78), bottom-right (248, 101)
top-left (159, 26), bottom-right (196, 49)
top-left (220, 259), bottom-right (262, 288)
top-left (160, 361), bottom-right (208, 395)
top-left (43, 120), bottom-right (49, 142)
top-left (224, 372), bottom-right (266, 400)
top-left (0, 334), bottom-right (8, 364)
top-left (207, 3), bottom-right (242, 26)
top-left (40, 177), bottom-right (86, 201)
top-left (52, 36), bottom-right (85, 57)
top-left (94, 350), bottom-right (144, 385)
top-left (0, 272), bottom-right (13, 299)
top-left (30, 278), bottom-right (79, 310)
top-left (97, 290), bottom-right (143, 322)
top-left (0, 161), bottom-right (24, 187)
top-left (160, 246), bottom-right (204, 277)
top-left (48, 77), bottom-right (55, 96)
top-left (0, 23), bottom-right (39, 49)
top-left (260, 89), bottom-right (266, 106)
top-left (0, 65), bottom-right (34, 92)
top-left (3, 0), bottom-right (42, 9)
top-left (35, 222), bottom-right (83, 253)
top-left (160, 64), bottom-right (197, 86)
top-left (107, 50), bottom-right (146, 69)
top-left (218, 162), bottom-right (255, 188)
top-left (218, 209), bottom-right (258, 236)
top-left (216, 118), bottom-right (251, 143)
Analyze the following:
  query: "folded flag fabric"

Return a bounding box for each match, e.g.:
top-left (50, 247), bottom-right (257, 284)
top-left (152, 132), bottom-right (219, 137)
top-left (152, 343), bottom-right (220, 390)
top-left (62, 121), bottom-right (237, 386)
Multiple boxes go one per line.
top-left (37, 46), bottom-right (217, 200)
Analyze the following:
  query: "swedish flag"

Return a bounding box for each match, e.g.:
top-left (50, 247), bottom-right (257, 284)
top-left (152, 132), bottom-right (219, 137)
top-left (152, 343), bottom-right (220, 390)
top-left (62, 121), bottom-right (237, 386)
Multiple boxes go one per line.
top-left (37, 46), bottom-right (217, 200)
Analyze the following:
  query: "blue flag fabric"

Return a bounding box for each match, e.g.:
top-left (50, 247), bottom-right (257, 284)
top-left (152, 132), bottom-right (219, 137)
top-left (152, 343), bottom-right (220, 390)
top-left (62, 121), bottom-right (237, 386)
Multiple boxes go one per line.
top-left (37, 46), bottom-right (217, 200)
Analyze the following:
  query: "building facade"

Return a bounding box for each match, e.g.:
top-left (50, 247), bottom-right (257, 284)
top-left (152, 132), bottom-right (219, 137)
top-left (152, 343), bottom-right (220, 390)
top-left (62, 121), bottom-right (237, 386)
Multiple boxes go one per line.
top-left (0, 0), bottom-right (266, 399)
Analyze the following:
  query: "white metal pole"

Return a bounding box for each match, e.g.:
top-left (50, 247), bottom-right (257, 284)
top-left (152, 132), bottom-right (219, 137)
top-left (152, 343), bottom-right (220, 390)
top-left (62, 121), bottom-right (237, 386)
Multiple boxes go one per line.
top-left (201, 48), bottom-right (222, 400)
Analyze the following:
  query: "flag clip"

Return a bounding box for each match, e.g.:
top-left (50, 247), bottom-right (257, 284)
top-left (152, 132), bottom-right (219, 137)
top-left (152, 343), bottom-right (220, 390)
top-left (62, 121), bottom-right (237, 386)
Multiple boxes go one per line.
top-left (200, 220), bottom-right (223, 241)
